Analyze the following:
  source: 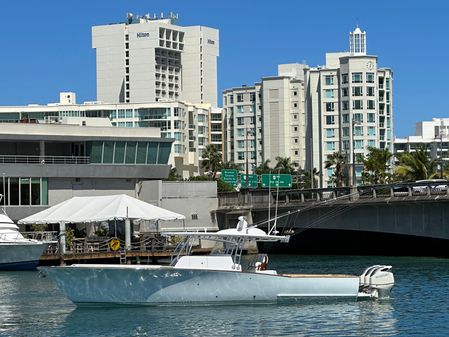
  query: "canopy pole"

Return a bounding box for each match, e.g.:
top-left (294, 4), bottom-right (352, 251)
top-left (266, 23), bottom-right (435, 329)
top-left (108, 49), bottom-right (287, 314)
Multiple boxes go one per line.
top-left (59, 222), bottom-right (66, 256)
top-left (125, 207), bottom-right (131, 251)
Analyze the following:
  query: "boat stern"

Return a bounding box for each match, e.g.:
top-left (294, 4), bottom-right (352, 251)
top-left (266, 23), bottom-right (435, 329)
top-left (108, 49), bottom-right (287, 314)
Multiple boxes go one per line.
top-left (358, 265), bottom-right (394, 299)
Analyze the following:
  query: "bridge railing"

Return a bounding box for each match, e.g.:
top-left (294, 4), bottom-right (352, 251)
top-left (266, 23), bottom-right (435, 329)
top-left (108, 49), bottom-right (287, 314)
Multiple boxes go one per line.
top-left (218, 181), bottom-right (449, 207)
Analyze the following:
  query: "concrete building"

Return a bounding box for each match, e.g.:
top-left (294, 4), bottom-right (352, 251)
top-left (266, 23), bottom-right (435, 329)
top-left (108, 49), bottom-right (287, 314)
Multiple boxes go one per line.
top-left (0, 94), bottom-right (222, 178)
top-left (92, 13), bottom-right (219, 107)
top-left (0, 123), bottom-right (171, 222)
top-left (305, 27), bottom-right (394, 187)
top-left (222, 64), bottom-right (306, 173)
top-left (395, 118), bottom-right (449, 164)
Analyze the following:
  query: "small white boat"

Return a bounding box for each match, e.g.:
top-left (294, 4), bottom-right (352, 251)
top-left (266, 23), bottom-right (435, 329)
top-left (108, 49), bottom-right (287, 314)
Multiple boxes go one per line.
top-left (0, 213), bottom-right (48, 270)
top-left (40, 217), bottom-right (394, 305)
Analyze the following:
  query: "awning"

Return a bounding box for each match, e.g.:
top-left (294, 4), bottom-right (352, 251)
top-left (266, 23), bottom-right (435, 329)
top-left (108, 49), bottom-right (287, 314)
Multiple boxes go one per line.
top-left (18, 194), bottom-right (186, 224)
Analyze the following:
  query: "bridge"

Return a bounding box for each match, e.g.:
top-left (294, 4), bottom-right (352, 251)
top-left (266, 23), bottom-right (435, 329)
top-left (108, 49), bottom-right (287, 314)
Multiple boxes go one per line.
top-left (215, 181), bottom-right (449, 256)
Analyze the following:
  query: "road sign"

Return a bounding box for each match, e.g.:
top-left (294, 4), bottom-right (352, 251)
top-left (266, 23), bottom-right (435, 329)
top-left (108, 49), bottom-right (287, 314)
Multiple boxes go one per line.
top-left (261, 174), bottom-right (292, 188)
top-left (221, 169), bottom-right (238, 187)
top-left (240, 174), bottom-right (258, 188)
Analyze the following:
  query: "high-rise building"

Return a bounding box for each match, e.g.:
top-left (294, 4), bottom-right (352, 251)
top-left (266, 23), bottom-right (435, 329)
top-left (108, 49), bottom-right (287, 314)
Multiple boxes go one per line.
top-left (92, 13), bottom-right (219, 106)
top-left (305, 27), bottom-right (393, 187)
top-left (222, 64), bottom-right (306, 173)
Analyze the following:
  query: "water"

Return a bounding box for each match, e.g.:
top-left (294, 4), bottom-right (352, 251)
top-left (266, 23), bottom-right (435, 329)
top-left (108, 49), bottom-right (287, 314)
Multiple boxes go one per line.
top-left (1, 255), bottom-right (449, 336)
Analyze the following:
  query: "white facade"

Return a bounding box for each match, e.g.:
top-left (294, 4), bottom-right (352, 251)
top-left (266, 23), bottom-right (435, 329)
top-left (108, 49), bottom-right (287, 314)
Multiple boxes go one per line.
top-left (395, 118), bottom-right (449, 160)
top-left (92, 13), bottom-right (219, 107)
top-left (305, 27), bottom-right (394, 187)
top-left (0, 95), bottom-right (220, 179)
top-left (222, 64), bottom-right (306, 173)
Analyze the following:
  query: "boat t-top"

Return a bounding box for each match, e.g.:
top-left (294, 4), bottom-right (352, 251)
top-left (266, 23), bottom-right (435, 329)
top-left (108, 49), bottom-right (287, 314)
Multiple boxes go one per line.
top-left (40, 216), bottom-right (394, 305)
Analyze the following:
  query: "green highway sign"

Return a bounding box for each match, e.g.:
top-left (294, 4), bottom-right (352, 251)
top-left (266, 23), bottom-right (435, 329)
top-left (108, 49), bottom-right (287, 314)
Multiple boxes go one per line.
top-left (240, 174), bottom-right (259, 188)
top-left (261, 174), bottom-right (292, 188)
top-left (221, 169), bottom-right (238, 187)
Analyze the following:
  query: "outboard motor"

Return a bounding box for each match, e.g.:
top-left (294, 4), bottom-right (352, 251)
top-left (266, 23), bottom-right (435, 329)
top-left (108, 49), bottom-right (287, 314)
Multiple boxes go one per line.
top-left (359, 265), bottom-right (394, 299)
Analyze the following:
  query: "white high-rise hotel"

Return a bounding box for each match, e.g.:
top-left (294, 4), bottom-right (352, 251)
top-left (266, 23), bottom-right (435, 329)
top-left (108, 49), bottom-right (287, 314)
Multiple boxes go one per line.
top-left (305, 27), bottom-right (393, 187)
top-left (92, 13), bottom-right (219, 107)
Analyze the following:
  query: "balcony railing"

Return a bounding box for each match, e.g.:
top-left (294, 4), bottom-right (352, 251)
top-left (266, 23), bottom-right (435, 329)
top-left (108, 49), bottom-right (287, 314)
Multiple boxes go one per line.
top-left (0, 155), bottom-right (90, 165)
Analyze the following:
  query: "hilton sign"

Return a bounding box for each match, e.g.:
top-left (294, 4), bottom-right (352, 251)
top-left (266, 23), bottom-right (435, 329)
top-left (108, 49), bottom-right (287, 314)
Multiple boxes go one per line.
top-left (137, 32), bottom-right (150, 38)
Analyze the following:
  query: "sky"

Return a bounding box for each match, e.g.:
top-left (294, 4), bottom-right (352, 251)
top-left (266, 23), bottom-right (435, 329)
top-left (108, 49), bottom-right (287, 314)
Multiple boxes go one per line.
top-left (0, 0), bottom-right (448, 137)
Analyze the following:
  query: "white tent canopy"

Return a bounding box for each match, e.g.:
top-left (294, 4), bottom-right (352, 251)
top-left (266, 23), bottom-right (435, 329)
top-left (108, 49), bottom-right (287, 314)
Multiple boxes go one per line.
top-left (18, 194), bottom-right (186, 224)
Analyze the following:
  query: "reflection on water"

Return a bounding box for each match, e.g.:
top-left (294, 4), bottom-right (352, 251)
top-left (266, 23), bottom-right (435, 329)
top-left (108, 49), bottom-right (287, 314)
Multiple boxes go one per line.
top-left (2, 255), bottom-right (449, 336)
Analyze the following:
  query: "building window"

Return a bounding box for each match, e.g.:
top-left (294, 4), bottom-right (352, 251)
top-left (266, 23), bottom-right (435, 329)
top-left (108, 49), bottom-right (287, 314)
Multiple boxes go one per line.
top-left (367, 100), bottom-right (375, 110)
top-left (342, 114), bottom-right (350, 123)
top-left (238, 152), bottom-right (244, 160)
top-left (293, 103), bottom-right (298, 108)
top-left (368, 126), bottom-right (376, 136)
top-left (355, 140), bottom-right (364, 149)
top-left (366, 72), bottom-right (375, 83)
top-left (342, 127), bottom-right (350, 137)
top-left (237, 94), bottom-right (244, 103)
top-left (352, 100), bottom-right (363, 110)
top-left (325, 102), bottom-right (335, 112)
top-left (353, 113), bottom-right (363, 123)
top-left (342, 73), bottom-right (348, 84)
top-left (325, 89), bottom-right (334, 98)
top-left (326, 116), bottom-right (335, 125)
top-left (367, 87), bottom-right (375, 96)
top-left (293, 91), bottom-right (298, 96)
top-left (229, 95), bottom-right (234, 104)
top-left (342, 88), bottom-right (348, 97)
top-left (250, 93), bottom-right (256, 102)
top-left (237, 129), bottom-right (245, 137)
top-left (368, 139), bottom-right (376, 147)
top-left (386, 78), bottom-right (391, 90)
top-left (343, 140), bottom-right (350, 150)
top-left (367, 113), bottom-right (375, 123)
top-left (237, 106), bottom-right (244, 113)
top-left (352, 72), bottom-right (362, 83)
top-left (324, 75), bottom-right (334, 86)
top-left (174, 144), bottom-right (183, 154)
top-left (342, 101), bottom-right (349, 110)
top-left (326, 128), bottom-right (335, 138)
top-left (354, 126), bottom-right (363, 136)
top-left (237, 117), bottom-right (245, 126)
top-left (352, 87), bottom-right (363, 96)
top-left (326, 142), bottom-right (335, 151)
top-left (237, 140), bottom-right (245, 149)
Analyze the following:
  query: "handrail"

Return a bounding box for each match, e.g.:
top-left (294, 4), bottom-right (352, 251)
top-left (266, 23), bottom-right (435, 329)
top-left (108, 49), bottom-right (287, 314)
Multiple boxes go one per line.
top-left (0, 155), bottom-right (90, 165)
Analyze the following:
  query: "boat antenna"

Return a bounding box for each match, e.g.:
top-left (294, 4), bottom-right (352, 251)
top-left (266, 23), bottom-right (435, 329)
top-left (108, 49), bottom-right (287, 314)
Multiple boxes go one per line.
top-left (272, 168), bottom-right (281, 235)
top-left (267, 171), bottom-right (271, 234)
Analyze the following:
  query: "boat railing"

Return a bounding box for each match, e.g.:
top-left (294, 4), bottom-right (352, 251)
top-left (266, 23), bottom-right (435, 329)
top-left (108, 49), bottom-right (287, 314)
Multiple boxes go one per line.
top-left (22, 231), bottom-right (59, 242)
top-left (46, 235), bottom-right (176, 256)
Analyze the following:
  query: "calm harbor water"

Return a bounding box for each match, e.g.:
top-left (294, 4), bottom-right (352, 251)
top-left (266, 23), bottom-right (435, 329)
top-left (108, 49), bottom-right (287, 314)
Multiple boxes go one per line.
top-left (1, 255), bottom-right (449, 336)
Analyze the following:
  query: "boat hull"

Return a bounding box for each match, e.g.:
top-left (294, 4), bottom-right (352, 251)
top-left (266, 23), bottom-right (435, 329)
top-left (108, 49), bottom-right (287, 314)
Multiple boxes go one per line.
top-left (0, 242), bottom-right (47, 270)
top-left (41, 265), bottom-right (360, 305)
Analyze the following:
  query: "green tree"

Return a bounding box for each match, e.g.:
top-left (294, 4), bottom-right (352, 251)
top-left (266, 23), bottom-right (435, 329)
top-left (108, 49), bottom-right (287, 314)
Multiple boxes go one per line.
top-left (324, 152), bottom-right (347, 187)
top-left (297, 168), bottom-right (320, 189)
top-left (274, 156), bottom-right (296, 174)
top-left (255, 160), bottom-right (272, 175)
top-left (362, 147), bottom-right (393, 185)
top-left (394, 147), bottom-right (437, 181)
top-left (200, 144), bottom-right (222, 178)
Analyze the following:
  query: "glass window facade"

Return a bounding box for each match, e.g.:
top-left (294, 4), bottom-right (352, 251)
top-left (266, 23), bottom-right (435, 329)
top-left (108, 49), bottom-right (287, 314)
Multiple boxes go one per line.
top-left (0, 177), bottom-right (48, 206)
top-left (86, 141), bottom-right (172, 165)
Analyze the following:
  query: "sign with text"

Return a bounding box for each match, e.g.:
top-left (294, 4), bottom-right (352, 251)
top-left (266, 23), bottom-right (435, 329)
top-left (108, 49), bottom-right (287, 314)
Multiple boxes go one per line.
top-left (221, 169), bottom-right (238, 187)
top-left (261, 174), bottom-right (292, 188)
top-left (240, 174), bottom-right (258, 188)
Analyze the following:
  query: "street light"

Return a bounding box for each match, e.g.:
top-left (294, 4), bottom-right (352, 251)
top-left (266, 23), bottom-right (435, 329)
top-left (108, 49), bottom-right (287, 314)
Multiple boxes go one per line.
top-left (352, 118), bottom-right (362, 187)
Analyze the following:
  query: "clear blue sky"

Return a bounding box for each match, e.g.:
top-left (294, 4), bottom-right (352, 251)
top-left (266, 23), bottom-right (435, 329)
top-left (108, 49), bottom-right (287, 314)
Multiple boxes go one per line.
top-left (0, 0), bottom-right (447, 137)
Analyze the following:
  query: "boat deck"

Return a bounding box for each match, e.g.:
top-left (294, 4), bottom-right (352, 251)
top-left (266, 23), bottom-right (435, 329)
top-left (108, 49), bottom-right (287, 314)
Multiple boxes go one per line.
top-left (280, 274), bottom-right (357, 278)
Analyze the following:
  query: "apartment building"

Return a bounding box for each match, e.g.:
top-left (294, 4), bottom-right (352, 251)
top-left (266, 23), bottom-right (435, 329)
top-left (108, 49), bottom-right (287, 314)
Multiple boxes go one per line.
top-left (92, 13), bottom-right (219, 106)
top-left (222, 64), bottom-right (306, 173)
top-left (305, 27), bottom-right (394, 187)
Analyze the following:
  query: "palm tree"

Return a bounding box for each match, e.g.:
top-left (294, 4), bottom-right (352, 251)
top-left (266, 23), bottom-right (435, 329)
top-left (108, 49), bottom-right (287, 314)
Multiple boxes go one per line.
top-left (274, 156), bottom-right (296, 174)
top-left (394, 147), bottom-right (437, 181)
top-left (255, 160), bottom-right (272, 175)
top-left (362, 147), bottom-right (393, 185)
top-left (299, 168), bottom-right (320, 189)
top-left (324, 152), bottom-right (347, 187)
top-left (200, 144), bottom-right (222, 178)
